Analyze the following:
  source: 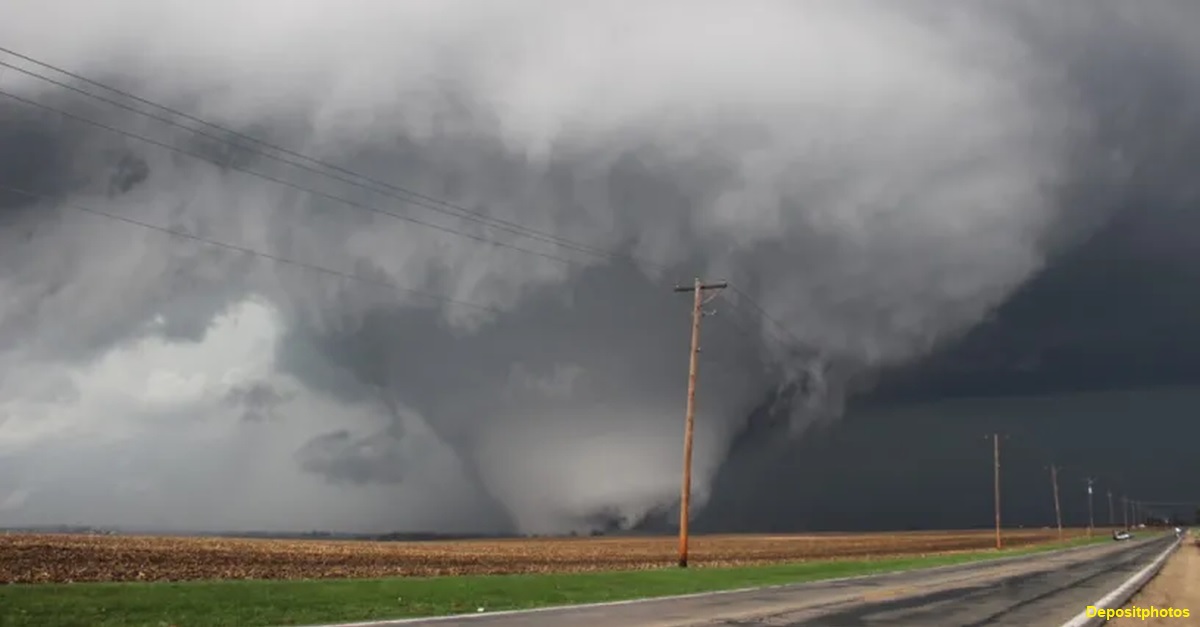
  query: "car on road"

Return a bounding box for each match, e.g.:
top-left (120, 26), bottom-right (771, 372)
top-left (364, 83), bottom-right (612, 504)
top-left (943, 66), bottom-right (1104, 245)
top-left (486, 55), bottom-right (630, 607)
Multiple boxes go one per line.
top-left (1112, 529), bottom-right (1132, 541)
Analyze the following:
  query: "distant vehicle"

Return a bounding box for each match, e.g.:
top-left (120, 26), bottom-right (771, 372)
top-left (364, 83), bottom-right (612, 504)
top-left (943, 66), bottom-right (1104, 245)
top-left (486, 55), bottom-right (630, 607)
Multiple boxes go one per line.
top-left (1175, 527), bottom-right (1183, 537)
top-left (1112, 530), bottom-right (1132, 541)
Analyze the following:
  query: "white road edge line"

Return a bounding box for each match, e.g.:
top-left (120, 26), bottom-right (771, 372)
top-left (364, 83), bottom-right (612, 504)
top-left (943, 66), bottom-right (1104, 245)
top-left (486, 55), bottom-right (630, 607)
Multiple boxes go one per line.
top-left (1057, 535), bottom-right (1183, 627)
top-left (301, 537), bottom-right (1153, 627)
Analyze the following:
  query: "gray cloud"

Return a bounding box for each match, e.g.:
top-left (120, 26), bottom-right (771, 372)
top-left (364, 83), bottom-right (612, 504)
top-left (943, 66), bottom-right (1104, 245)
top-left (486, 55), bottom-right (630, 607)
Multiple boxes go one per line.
top-left (296, 428), bottom-right (408, 485)
top-left (0, 0), bottom-right (1197, 534)
top-left (223, 380), bottom-right (293, 423)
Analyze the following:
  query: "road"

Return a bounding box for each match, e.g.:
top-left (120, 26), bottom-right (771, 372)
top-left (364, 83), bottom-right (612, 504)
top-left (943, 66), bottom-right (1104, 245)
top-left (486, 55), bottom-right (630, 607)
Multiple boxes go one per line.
top-left (778, 536), bottom-right (1171, 627)
top-left (348, 535), bottom-right (1173, 627)
top-left (1111, 531), bottom-right (1197, 626)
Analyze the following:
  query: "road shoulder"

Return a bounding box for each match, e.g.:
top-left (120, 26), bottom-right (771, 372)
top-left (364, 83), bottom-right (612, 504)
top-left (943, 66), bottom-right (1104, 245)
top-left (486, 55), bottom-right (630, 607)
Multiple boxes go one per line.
top-left (1110, 533), bottom-right (1199, 626)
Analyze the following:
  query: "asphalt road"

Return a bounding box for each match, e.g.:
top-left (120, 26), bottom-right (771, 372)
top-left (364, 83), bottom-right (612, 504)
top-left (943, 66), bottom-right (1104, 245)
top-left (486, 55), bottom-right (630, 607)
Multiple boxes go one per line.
top-left (351, 535), bottom-right (1173, 627)
top-left (779, 537), bottom-right (1171, 627)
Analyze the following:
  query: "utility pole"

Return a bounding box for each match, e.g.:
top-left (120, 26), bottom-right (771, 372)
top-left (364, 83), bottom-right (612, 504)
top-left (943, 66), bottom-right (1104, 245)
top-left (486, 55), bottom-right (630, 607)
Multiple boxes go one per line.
top-left (1122, 495), bottom-right (1129, 530)
top-left (1050, 464), bottom-right (1063, 541)
top-left (1107, 490), bottom-right (1114, 528)
top-left (993, 433), bottom-right (1002, 550)
top-left (1086, 478), bottom-right (1095, 538)
top-left (672, 277), bottom-right (727, 568)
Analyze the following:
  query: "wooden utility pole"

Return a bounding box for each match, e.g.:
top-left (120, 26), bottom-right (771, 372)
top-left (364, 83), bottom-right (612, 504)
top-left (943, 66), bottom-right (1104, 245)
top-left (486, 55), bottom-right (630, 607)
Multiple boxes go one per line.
top-left (1050, 464), bottom-right (1063, 541)
top-left (993, 433), bottom-right (1002, 550)
top-left (673, 277), bottom-right (727, 568)
top-left (1107, 490), bottom-right (1114, 528)
top-left (1086, 478), bottom-right (1095, 538)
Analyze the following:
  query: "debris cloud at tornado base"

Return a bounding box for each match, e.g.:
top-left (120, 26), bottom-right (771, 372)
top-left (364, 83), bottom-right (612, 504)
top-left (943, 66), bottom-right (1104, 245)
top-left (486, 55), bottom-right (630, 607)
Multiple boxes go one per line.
top-left (1, 0), bottom-right (1198, 534)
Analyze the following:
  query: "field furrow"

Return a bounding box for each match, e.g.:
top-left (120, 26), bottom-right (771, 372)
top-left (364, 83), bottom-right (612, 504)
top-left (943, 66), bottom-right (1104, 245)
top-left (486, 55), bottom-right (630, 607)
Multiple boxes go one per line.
top-left (0, 529), bottom-right (1093, 583)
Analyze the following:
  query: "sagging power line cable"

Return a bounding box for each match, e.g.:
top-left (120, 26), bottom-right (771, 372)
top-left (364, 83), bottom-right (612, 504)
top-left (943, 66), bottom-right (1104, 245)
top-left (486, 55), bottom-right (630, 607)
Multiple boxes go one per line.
top-left (0, 47), bottom-right (651, 267)
top-left (0, 184), bottom-right (504, 315)
top-left (727, 285), bottom-right (812, 350)
top-left (0, 86), bottom-right (589, 268)
top-left (0, 46), bottom-right (828, 357)
top-left (3, 177), bottom-right (787, 367)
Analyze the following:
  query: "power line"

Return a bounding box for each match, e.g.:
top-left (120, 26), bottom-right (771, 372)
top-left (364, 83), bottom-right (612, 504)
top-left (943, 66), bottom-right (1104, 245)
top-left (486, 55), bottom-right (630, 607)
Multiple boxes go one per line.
top-left (0, 48), bottom-right (880, 392)
top-left (726, 285), bottom-right (810, 350)
top-left (0, 47), bottom-right (833, 362)
top-left (1, 184), bottom-right (793, 400)
top-left (699, 299), bottom-right (771, 368)
top-left (1002, 438), bottom-right (1122, 492)
top-left (951, 432), bottom-right (1143, 534)
top-left (0, 86), bottom-right (588, 269)
top-left (716, 286), bottom-right (832, 378)
top-left (709, 298), bottom-right (762, 343)
top-left (0, 185), bottom-right (787, 372)
top-left (0, 47), bottom-right (640, 266)
top-left (0, 83), bottom-right (807, 365)
top-left (0, 184), bottom-right (503, 315)
top-left (22, 55), bottom-right (1150, 542)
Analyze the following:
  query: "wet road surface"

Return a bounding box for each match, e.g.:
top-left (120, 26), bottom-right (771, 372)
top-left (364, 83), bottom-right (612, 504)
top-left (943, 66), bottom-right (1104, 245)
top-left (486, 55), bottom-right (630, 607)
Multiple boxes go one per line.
top-left (330, 535), bottom-right (1173, 627)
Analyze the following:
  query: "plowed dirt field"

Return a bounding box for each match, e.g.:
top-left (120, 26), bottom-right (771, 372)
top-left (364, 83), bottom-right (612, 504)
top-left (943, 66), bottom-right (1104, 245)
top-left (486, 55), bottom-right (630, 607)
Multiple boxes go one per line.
top-left (0, 528), bottom-right (1092, 583)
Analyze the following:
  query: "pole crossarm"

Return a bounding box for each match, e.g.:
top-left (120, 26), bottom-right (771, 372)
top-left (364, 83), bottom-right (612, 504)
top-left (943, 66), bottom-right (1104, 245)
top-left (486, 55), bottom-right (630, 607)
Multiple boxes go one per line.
top-left (673, 281), bottom-right (729, 293)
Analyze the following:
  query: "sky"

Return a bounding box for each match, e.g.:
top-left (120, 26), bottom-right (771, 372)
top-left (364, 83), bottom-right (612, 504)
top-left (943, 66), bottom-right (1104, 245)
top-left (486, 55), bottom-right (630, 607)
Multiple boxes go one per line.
top-left (0, 0), bottom-right (1199, 534)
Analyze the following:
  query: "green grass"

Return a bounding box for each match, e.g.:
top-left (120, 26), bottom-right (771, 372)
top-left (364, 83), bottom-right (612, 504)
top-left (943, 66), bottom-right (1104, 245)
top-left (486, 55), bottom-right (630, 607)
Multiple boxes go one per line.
top-left (0, 534), bottom-right (1129, 627)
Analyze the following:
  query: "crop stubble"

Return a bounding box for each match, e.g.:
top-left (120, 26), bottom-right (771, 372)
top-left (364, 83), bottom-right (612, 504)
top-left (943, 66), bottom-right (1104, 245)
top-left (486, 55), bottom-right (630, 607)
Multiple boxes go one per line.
top-left (0, 529), bottom-right (1089, 584)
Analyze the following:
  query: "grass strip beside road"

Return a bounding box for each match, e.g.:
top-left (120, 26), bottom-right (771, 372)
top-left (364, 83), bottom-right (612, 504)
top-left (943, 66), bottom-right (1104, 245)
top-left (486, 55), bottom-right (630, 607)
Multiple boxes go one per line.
top-left (0, 534), bottom-right (1126, 627)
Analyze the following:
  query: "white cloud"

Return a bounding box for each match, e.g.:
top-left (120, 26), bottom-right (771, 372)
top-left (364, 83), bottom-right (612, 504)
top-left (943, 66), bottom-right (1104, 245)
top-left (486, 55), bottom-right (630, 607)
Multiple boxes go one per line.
top-left (0, 298), bottom-right (486, 532)
top-left (0, 298), bottom-right (277, 450)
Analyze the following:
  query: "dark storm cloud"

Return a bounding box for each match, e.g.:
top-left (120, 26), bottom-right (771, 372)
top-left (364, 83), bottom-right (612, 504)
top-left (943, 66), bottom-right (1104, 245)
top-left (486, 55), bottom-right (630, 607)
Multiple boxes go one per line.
top-left (272, 259), bottom-right (771, 530)
top-left (0, 107), bottom-right (69, 210)
top-left (700, 385), bottom-right (1200, 532)
top-left (0, 91), bottom-right (263, 364)
top-left (858, 0), bottom-right (1200, 402)
top-left (698, 1), bottom-right (1200, 531)
top-left (1, 0), bottom-right (1198, 534)
top-left (107, 153), bottom-right (148, 195)
top-left (867, 207), bottom-right (1200, 402)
